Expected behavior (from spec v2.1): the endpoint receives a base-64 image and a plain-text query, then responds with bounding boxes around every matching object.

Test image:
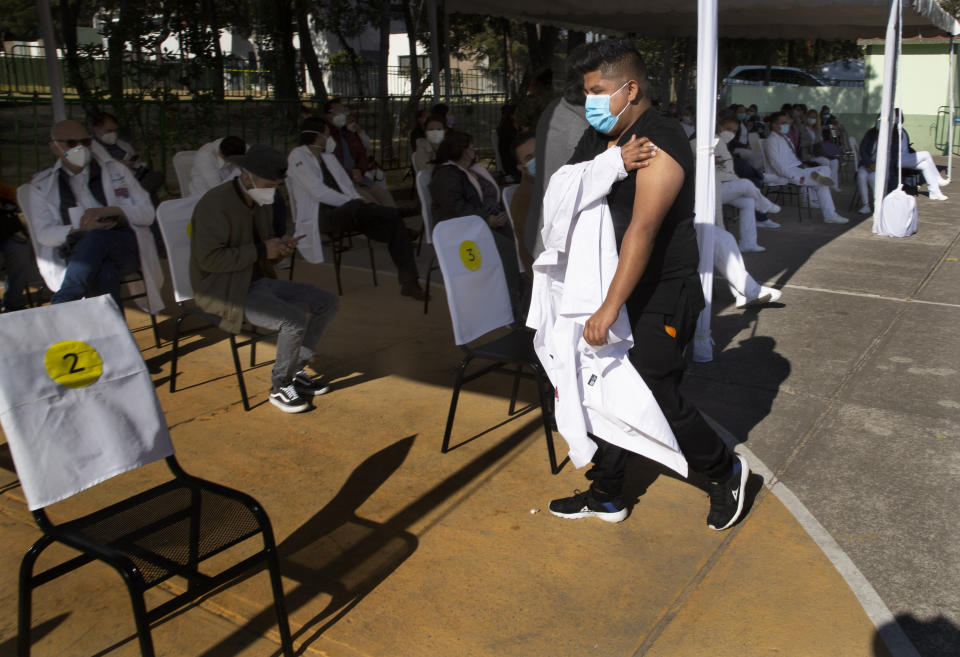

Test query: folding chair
[433,215,562,474]
[0,296,293,657]
[416,170,440,314]
[15,185,161,347]
[156,197,279,411]
[500,184,527,274]
[758,139,809,222]
[171,150,197,197]
[286,177,376,296]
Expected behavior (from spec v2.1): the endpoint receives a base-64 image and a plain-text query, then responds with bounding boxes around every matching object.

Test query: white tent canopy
[447,0,958,38]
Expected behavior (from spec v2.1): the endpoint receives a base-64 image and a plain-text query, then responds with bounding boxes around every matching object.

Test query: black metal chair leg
[264,539,295,657]
[18,535,54,657]
[441,356,472,453]
[149,314,161,349]
[229,335,252,411]
[333,240,344,296]
[367,239,377,287]
[169,312,186,393]
[287,250,296,281]
[535,371,561,474]
[508,366,522,415]
[423,255,436,315]
[249,339,257,368]
[125,584,156,657]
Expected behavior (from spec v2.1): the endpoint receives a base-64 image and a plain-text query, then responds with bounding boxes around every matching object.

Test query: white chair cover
[433,215,514,345]
[500,183,527,274]
[0,296,173,510]
[156,196,201,303]
[172,151,197,196]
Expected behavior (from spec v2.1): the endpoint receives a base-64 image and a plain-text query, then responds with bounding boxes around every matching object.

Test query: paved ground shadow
[875,613,960,657]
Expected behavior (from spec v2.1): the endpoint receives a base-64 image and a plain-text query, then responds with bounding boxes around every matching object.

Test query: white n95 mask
[62,144,91,169]
[100,131,119,145]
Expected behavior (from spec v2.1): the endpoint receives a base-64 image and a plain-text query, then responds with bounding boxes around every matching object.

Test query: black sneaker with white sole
[549,489,628,523]
[707,453,749,530]
[292,370,330,396]
[269,384,310,413]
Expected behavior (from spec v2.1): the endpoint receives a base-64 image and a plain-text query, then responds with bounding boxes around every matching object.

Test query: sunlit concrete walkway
[1,158,957,656]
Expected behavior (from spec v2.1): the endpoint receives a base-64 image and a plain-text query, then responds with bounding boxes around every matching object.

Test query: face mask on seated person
[332,113,348,128]
[525,158,536,177]
[99,131,119,145]
[584,81,631,134]
[779,123,791,135]
[59,143,91,170]
[736,113,747,121]
[718,130,736,144]
[426,129,445,145]
[807,118,817,126]
[243,174,276,206]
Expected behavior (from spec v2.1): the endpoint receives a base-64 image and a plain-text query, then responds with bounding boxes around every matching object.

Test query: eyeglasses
[53,138,92,148]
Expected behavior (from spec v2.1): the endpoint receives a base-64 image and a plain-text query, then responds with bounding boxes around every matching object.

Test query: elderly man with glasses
[27,119,163,309]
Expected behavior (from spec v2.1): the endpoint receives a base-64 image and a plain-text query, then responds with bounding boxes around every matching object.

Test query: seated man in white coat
[28,119,163,310]
[763,111,849,224]
[287,117,425,300]
[189,136,246,197]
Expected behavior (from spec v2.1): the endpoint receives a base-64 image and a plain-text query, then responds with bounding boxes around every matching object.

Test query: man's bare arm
[582,148,685,346]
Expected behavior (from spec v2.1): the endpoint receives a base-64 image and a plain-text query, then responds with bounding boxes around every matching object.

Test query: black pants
[587,288,733,496]
[321,199,419,284]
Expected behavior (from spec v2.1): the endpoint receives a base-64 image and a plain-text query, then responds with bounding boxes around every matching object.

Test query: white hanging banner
[692,0,718,363]
[0,296,173,510]
[873,0,902,226]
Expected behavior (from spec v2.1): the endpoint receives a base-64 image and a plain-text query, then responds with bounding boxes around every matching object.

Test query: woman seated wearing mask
[798,109,840,191]
[429,130,525,316]
[412,116,447,173]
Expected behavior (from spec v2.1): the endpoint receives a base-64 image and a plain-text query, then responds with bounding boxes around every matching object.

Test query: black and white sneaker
[292,370,330,397]
[707,454,749,530]
[549,489,628,523]
[269,384,310,413]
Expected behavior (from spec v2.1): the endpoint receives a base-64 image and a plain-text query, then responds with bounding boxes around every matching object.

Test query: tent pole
[692,0,718,363]
[947,34,955,181]
[36,0,66,122]
[443,1,452,102]
[872,0,900,227]
[428,0,442,100]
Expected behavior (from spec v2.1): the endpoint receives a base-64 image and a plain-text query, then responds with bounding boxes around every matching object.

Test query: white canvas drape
[873,0,903,227]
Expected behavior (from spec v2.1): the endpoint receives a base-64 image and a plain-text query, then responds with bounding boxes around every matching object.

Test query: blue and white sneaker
[707,453,750,530]
[549,489,628,523]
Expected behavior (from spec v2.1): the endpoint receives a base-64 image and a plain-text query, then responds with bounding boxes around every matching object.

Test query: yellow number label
[459,240,482,271]
[44,340,103,389]
[186,220,192,238]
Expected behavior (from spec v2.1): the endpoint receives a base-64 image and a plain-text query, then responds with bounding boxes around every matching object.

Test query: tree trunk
[377,0,392,160]
[567,30,585,53]
[58,0,94,103]
[273,0,299,101]
[334,26,366,97]
[401,0,428,133]
[205,0,225,100]
[676,36,695,109]
[662,36,674,102]
[106,1,133,102]
[524,22,558,80]
[295,0,326,100]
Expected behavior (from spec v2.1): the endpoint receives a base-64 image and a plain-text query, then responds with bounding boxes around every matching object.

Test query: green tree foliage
[939,0,959,19]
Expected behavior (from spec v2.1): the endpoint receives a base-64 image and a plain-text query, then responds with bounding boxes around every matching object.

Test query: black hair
[770,111,789,122]
[299,117,328,145]
[717,111,739,128]
[324,97,344,114]
[219,135,246,157]
[92,111,118,127]
[780,103,793,112]
[512,131,534,152]
[424,115,446,130]
[431,103,449,117]
[572,39,648,84]
[434,130,472,164]
[563,43,589,106]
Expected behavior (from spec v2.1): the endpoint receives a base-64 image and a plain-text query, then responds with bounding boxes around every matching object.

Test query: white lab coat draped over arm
[526,145,686,476]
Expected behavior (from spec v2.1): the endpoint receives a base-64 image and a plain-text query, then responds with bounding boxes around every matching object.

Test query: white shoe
[735,286,782,308]
[823,214,849,224]
[938,178,950,187]
[764,202,782,215]
[756,218,781,229]
[739,243,766,253]
[857,204,872,215]
[929,191,949,201]
[811,171,836,187]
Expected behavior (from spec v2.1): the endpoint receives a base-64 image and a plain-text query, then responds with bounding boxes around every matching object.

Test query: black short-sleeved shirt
[569,108,702,316]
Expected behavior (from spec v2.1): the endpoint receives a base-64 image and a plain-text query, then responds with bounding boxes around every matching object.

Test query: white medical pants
[695,224,761,300]
[733,147,764,172]
[721,178,773,249]
[812,156,840,186]
[856,167,875,207]
[791,166,839,219]
[901,150,942,195]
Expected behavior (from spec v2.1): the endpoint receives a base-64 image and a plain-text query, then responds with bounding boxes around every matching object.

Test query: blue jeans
[0,236,40,310]
[242,277,339,390]
[51,229,140,307]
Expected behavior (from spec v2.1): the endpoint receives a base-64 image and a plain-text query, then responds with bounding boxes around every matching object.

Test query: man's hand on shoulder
[620,135,659,172]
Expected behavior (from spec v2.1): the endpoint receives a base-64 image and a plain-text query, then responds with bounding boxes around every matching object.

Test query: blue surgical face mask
[584,81,631,134]
[737,113,747,121]
[779,123,791,135]
[525,158,536,177]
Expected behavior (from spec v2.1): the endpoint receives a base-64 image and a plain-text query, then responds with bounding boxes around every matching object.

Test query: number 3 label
[459,240,482,271]
[44,340,103,388]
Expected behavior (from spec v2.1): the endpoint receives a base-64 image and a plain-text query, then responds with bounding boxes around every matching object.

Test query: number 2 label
[44,340,103,388]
